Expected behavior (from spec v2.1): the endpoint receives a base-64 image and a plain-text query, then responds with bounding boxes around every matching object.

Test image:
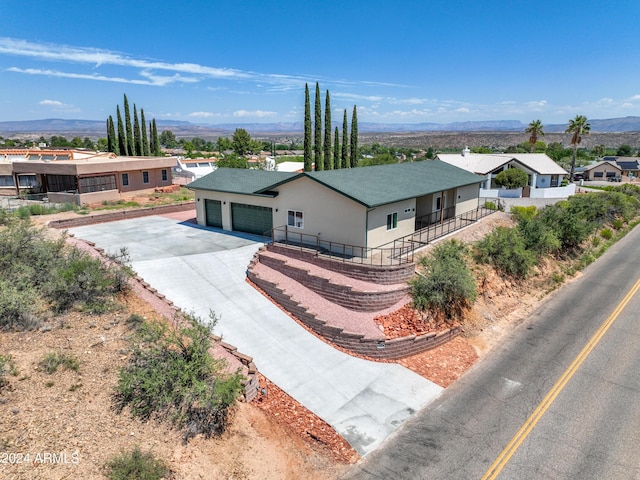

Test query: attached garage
[205,199,222,228]
[231,203,273,236]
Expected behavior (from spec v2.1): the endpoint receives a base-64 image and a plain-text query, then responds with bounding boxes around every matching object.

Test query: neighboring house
[614,157,640,178]
[581,161,622,181]
[0,148,176,204]
[188,160,484,250]
[437,148,574,199]
[175,156,217,180]
[275,161,306,173]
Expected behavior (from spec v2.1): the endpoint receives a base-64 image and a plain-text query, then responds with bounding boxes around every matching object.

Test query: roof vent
[462,146,471,157]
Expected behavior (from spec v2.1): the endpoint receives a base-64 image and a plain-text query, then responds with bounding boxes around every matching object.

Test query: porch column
[531,172,537,189]
[485,173,491,190]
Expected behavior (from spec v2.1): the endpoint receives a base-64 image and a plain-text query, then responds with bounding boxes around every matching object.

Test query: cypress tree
[341,109,349,168]
[151,119,160,155]
[303,83,312,172]
[314,82,323,170]
[141,109,150,156]
[133,104,142,156]
[323,90,332,169]
[350,105,359,168]
[116,105,127,156]
[107,115,118,154]
[124,94,134,155]
[334,127,340,169]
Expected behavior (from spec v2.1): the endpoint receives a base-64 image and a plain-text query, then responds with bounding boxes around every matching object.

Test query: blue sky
[1,0,639,126]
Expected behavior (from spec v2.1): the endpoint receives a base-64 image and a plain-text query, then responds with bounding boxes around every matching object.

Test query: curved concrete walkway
[68,215,442,456]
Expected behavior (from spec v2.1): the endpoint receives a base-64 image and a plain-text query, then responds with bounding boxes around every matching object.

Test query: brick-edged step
[250,261,403,341]
[258,250,409,312]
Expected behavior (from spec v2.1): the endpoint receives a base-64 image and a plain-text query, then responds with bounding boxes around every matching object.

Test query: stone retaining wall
[258,253,408,312]
[248,268,460,360]
[267,244,415,285]
[49,201,196,229]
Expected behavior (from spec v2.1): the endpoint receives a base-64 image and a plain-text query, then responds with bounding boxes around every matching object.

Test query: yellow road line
[482,276,640,480]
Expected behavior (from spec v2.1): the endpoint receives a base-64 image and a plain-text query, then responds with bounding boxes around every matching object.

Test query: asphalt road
[343,224,640,480]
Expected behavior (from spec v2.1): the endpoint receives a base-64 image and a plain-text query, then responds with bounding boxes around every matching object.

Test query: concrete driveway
[69,214,442,456]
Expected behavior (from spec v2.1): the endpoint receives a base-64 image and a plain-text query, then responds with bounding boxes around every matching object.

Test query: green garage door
[231,203,273,236]
[205,199,222,228]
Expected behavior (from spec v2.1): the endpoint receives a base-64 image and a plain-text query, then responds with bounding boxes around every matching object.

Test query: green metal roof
[187,168,299,196]
[189,161,484,207]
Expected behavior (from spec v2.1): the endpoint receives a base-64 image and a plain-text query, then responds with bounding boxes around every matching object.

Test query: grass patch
[106,446,169,480]
[0,354,18,391]
[39,352,80,374]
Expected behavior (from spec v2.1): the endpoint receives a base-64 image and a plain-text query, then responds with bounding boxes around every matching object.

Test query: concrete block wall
[248,268,461,360]
[49,201,196,229]
[267,244,415,285]
[258,253,408,312]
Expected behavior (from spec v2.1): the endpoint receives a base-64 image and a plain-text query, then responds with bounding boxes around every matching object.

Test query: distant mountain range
[1,116,640,137]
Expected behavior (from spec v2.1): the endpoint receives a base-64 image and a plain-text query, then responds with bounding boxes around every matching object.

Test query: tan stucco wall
[194,190,276,231]
[415,194,433,218]
[454,184,480,215]
[366,199,416,247]
[118,168,171,193]
[275,177,367,247]
[586,163,621,180]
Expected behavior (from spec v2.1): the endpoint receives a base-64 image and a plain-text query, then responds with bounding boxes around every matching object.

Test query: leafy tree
[426,147,434,159]
[117,106,127,156]
[141,109,150,156]
[303,83,312,172]
[472,146,492,154]
[525,120,545,153]
[97,138,108,151]
[546,142,571,162]
[159,130,177,148]
[83,137,95,150]
[70,137,83,148]
[323,90,332,169]
[124,94,134,156]
[217,154,248,168]
[617,144,632,156]
[133,104,142,155]
[350,105,359,168]
[566,115,591,181]
[333,126,341,169]
[217,137,232,152]
[409,240,477,322]
[495,168,528,188]
[342,109,349,168]
[592,144,606,158]
[359,153,397,167]
[314,82,323,170]
[231,128,251,156]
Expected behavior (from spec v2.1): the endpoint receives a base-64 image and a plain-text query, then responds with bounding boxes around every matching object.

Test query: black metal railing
[267,204,501,266]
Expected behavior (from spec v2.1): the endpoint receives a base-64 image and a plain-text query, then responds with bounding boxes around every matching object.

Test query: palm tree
[525,119,544,153]
[565,115,591,181]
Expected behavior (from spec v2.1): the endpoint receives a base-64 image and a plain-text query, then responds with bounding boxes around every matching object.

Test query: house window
[78,175,116,193]
[386,212,398,230]
[593,172,603,178]
[287,210,304,228]
[122,173,129,186]
[18,175,37,187]
[142,171,149,184]
[161,169,168,182]
[0,175,15,187]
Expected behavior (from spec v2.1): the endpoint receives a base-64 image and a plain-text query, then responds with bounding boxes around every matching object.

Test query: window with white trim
[287,210,304,228]
[386,212,398,230]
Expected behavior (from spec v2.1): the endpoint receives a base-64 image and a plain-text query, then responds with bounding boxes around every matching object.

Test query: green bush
[113,313,244,443]
[495,168,529,189]
[612,218,624,230]
[409,240,477,322]
[106,446,168,480]
[475,226,536,278]
[517,216,561,256]
[0,279,40,330]
[600,228,613,240]
[510,206,537,222]
[39,352,80,374]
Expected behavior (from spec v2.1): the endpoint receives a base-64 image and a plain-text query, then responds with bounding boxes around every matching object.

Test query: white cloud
[233,110,277,118]
[39,99,64,106]
[7,67,159,86]
[333,92,384,102]
[188,111,216,118]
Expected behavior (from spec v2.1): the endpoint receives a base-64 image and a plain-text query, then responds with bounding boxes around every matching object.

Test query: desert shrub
[113,312,244,443]
[39,352,80,374]
[517,216,561,256]
[45,248,130,313]
[600,228,613,240]
[539,203,593,250]
[612,218,624,230]
[106,446,168,480]
[0,279,40,330]
[0,354,18,391]
[475,226,536,278]
[409,240,477,322]
[510,205,538,222]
